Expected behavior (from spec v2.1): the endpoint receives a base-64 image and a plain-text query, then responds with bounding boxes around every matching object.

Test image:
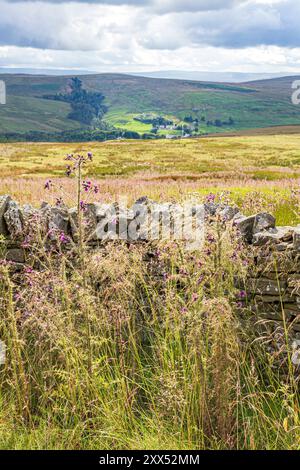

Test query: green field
[1,73,300,136]
[0,95,81,133]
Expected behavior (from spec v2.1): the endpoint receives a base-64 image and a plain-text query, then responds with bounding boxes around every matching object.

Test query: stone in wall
[0,195,11,236]
[4,200,24,239]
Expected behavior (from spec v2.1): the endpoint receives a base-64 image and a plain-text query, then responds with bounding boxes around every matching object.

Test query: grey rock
[246,278,286,296]
[44,206,70,239]
[234,214,256,242]
[262,271,288,281]
[135,196,151,205]
[22,204,42,225]
[253,227,294,246]
[95,203,113,220]
[294,228,300,251]
[291,323,300,332]
[0,195,11,236]
[258,311,292,321]
[6,248,25,263]
[4,200,23,239]
[253,213,276,234]
[218,205,240,221]
[255,294,295,303]
[69,204,99,241]
[283,303,300,315]
[275,242,290,252]
[204,202,218,216]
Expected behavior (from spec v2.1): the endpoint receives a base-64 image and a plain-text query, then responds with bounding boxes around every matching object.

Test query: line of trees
[43,77,107,125]
[0,129,166,143]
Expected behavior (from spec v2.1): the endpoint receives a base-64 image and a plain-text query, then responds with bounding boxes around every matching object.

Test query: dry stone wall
[237,215,300,342]
[0,194,299,339]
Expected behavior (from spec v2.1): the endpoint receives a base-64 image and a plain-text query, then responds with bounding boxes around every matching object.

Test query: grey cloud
[184,2,300,49]
[4,0,150,4]
[152,0,242,14]
[4,0,242,12]
[0,0,299,53]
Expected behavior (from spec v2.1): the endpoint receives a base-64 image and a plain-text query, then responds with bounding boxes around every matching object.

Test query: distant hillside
[0,73,300,140]
[132,71,290,83]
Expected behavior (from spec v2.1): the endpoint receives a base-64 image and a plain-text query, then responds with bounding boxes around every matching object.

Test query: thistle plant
[45,152,99,256]
[44,152,98,376]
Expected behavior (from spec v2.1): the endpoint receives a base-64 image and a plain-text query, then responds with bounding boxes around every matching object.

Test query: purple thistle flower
[21,236,31,249]
[80,200,87,211]
[56,197,63,206]
[59,232,69,244]
[66,165,72,177]
[179,267,188,276]
[207,234,216,244]
[82,180,92,192]
[44,179,52,190]
[206,193,216,203]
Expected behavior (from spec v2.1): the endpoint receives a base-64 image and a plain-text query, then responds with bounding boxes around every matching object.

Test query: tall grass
[0,214,299,450]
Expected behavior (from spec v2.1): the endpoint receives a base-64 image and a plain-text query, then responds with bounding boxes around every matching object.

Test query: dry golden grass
[0,135,299,225]
[0,135,299,178]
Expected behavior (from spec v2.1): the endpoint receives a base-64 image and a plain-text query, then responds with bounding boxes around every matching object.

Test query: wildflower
[87,152,93,161]
[66,165,72,177]
[192,293,199,302]
[179,267,188,276]
[21,236,31,249]
[44,179,52,190]
[181,307,188,314]
[207,233,216,244]
[206,193,216,203]
[59,232,69,244]
[82,180,92,192]
[80,200,87,211]
[56,197,63,206]
[94,184,99,194]
[238,290,247,299]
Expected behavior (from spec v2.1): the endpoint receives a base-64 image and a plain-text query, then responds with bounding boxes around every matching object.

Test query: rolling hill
[1,73,300,139]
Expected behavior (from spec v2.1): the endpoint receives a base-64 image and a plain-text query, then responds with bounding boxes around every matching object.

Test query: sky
[0,0,300,73]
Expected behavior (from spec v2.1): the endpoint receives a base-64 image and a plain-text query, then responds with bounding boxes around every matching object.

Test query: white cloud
[0,0,299,73]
